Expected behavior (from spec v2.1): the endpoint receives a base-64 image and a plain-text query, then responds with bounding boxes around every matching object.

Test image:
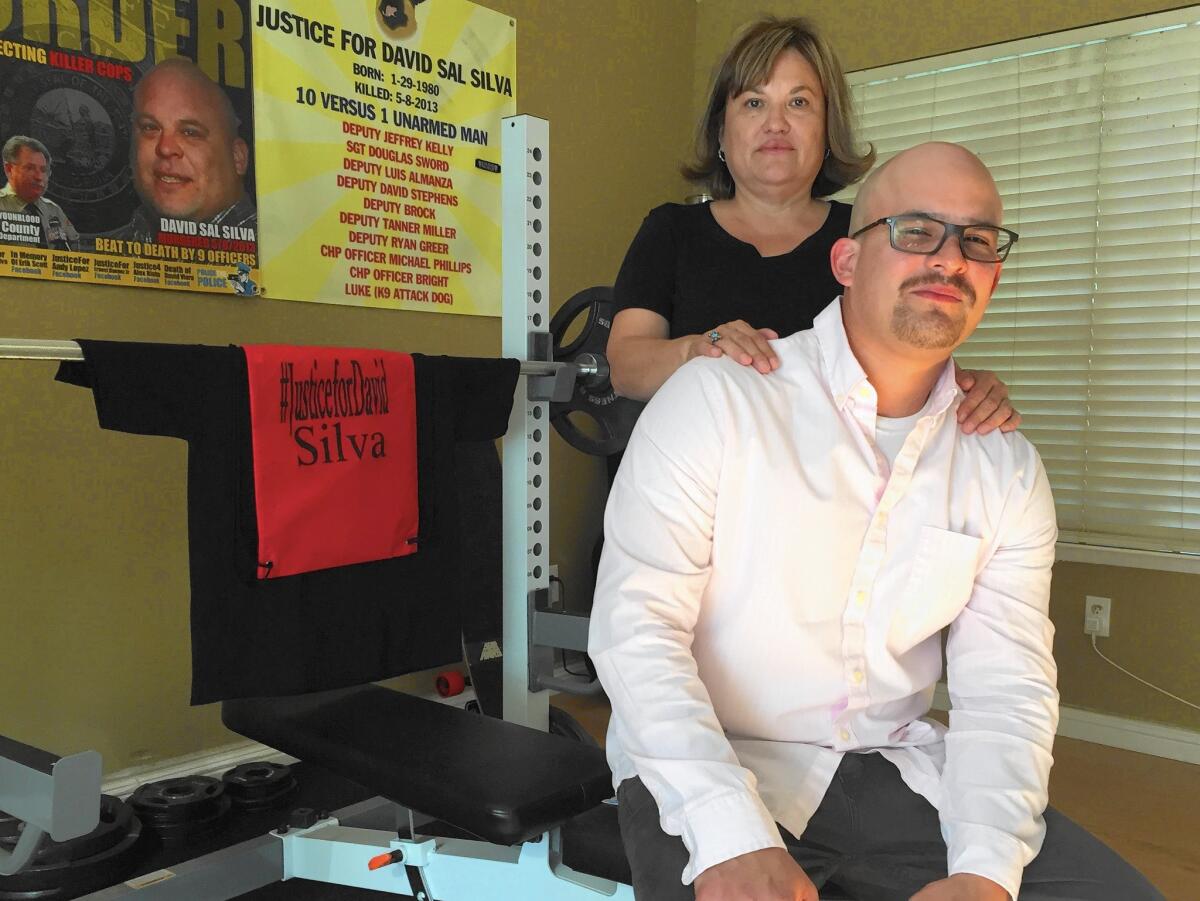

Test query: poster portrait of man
[119,57,257,243]
[0,134,81,250]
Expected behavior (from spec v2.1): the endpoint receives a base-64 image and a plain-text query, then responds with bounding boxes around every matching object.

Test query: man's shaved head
[133,58,241,133]
[849,142,1001,234]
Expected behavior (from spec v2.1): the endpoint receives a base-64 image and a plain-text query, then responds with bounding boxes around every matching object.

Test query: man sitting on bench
[589,143,1161,900]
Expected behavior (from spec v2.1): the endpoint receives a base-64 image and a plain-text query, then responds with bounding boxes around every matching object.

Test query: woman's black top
[612,199,852,338]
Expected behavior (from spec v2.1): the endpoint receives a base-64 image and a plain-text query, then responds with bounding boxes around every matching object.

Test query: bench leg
[282,818,633,899]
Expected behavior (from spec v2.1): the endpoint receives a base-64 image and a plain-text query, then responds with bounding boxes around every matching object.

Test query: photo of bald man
[119,58,257,242]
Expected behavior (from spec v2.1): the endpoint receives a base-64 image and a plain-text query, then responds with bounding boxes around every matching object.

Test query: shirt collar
[0,185,42,210]
[814,297,961,418]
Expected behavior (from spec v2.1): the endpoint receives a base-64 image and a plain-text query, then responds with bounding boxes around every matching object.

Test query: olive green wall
[0,0,696,772]
[694,0,1200,732]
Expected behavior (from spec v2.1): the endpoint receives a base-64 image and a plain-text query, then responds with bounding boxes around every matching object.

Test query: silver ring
[707,329,722,345]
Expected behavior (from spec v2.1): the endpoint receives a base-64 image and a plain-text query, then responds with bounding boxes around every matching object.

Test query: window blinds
[840,13,1200,555]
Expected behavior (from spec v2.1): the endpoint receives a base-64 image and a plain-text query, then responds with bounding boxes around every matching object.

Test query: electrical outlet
[1084,595,1111,638]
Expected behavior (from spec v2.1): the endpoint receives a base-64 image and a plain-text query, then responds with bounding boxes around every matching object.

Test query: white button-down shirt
[590,299,1058,899]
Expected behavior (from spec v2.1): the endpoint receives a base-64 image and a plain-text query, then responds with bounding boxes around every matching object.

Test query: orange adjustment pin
[368,849,404,871]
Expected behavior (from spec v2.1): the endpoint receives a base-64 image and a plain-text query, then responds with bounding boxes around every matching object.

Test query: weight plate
[549,286,644,456]
[129,775,229,844]
[549,706,601,748]
[221,762,298,812]
[0,794,130,867]
[0,796,143,900]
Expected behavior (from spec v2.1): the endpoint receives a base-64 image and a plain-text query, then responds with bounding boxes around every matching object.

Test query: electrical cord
[549,574,598,682]
[1090,635,1200,712]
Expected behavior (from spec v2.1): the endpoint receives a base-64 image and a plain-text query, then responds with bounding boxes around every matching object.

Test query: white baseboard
[931,684,1200,765]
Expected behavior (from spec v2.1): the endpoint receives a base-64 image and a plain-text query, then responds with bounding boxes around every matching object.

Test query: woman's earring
[718,148,726,163]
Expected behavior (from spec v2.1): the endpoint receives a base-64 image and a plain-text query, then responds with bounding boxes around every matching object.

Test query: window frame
[844,5,1200,574]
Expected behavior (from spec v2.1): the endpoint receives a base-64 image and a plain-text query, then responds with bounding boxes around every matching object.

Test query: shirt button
[852,670,864,684]
[855,591,867,606]
[839,728,851,741]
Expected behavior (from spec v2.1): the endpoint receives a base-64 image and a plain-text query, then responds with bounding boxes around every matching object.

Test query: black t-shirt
[57,342,519,705]
[612,200,851,339]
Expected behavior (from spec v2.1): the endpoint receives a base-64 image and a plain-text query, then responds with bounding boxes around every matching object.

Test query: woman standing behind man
[608,16,1018,433]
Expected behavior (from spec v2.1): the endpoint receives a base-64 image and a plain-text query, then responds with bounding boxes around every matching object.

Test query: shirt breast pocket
[888,526,982,656]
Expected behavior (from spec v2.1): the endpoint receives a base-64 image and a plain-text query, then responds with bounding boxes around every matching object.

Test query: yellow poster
[253,1,516,314]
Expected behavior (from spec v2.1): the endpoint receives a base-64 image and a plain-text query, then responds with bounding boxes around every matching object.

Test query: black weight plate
[0,795,129,866]
[129,775,230,844]
[221,762,298,811]
[548,706,601,749]
[0,797,143,900]
[549,286,644,456]
[551,286,612,360]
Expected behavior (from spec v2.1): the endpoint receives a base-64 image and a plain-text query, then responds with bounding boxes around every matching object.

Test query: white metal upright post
[501,115,551,731]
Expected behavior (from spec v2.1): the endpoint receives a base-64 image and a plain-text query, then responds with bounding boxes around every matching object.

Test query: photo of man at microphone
[0,134,81,250]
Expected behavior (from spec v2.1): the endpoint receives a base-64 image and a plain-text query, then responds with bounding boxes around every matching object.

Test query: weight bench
[221,683,631,898]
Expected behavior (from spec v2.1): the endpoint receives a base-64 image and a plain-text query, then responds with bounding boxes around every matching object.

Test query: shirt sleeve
[612,206,678,322]
[443,356,519,441]
[588,360,785,884]
[941,446,1060,901]
[55,340,221,440]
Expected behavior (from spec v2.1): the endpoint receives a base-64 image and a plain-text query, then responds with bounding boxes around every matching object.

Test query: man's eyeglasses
[851,215,1018,263]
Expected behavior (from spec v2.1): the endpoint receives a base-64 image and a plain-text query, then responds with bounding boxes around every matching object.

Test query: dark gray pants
[617,753,1163,900]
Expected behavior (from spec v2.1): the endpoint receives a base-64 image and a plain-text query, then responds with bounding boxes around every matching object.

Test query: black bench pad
[222,685,615,846]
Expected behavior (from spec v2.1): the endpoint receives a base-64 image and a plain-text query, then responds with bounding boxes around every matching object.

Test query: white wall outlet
[1084,595,1111,638]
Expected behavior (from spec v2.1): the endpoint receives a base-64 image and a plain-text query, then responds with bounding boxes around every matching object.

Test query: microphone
[47,216,72,251]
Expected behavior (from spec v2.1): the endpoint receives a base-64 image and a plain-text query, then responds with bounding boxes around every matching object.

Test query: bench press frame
[0,115,634,900]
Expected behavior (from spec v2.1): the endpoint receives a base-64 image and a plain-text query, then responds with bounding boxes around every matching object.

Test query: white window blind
[839,10,1200,556]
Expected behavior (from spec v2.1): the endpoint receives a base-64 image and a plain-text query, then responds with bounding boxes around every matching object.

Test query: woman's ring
[707,329,722,345]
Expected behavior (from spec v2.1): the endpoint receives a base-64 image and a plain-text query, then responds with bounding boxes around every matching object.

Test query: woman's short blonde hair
[682,17,875,200]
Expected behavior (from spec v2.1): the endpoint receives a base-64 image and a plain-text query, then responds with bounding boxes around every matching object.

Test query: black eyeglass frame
[851,214,1019,263]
